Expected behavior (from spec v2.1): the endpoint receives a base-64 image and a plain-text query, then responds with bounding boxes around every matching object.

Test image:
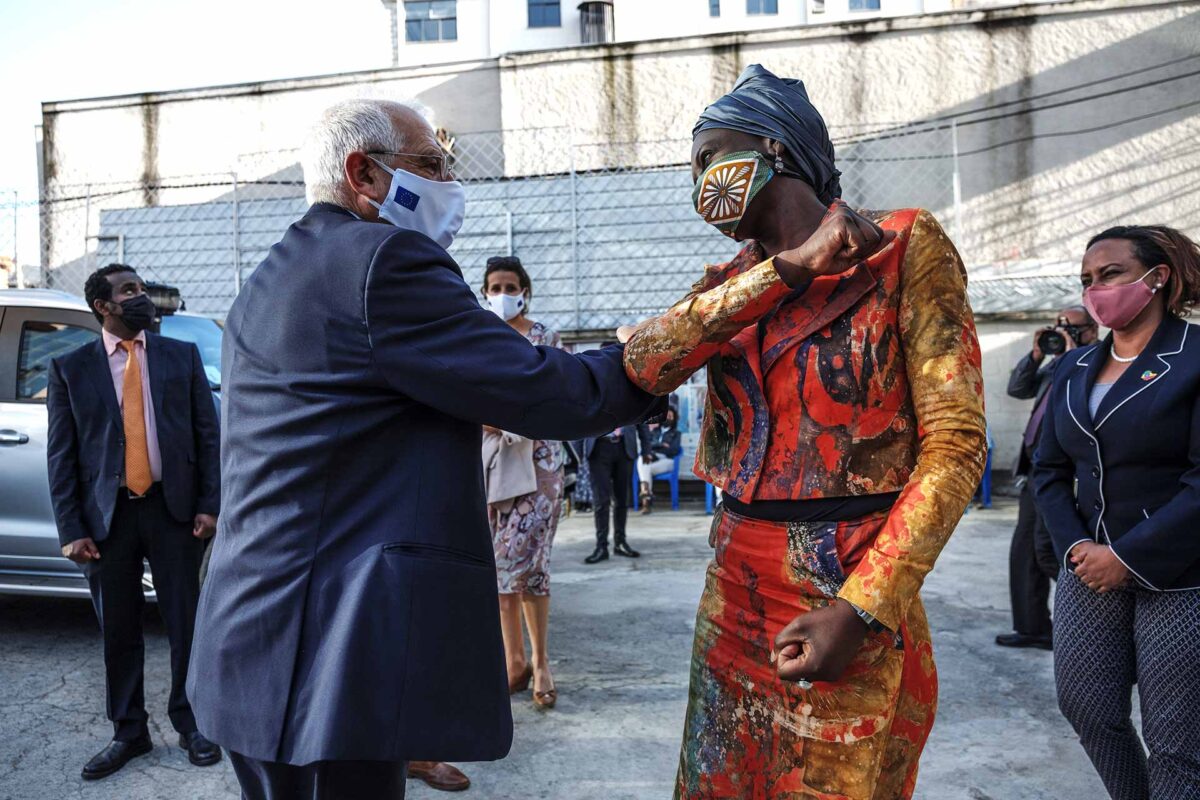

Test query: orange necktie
[119,340,153,496]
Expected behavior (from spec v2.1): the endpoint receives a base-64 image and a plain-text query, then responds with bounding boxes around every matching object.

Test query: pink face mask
[1083,269,1161,331]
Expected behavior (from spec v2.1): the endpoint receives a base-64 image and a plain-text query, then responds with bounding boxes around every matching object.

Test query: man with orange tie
[46,264,221,781]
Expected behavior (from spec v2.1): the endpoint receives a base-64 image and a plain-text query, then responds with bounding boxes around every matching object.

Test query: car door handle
[0,429,30,445]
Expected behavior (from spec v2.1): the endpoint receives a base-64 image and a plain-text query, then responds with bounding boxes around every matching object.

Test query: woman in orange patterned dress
[622,65,988,799]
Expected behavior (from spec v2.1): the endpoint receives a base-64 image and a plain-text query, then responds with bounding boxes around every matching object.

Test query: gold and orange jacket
[623,208,988,629]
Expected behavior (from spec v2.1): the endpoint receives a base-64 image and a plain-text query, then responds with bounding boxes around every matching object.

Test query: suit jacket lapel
[86,339,123,431]
[146,334,167,437]
[759,258,880,375]
[1067,344,1102,437]
[1094,316,1187,430]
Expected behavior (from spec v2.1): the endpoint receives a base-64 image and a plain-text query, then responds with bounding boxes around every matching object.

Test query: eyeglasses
[368,150,453,180]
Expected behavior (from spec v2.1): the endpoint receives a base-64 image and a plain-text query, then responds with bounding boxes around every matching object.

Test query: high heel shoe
[533,688,557,711]
[508,665,533,695]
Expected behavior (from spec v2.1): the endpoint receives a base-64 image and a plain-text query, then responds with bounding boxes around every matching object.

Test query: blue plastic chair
[632,453,683,511]
[705,482,716,514]
[967,426,995,513]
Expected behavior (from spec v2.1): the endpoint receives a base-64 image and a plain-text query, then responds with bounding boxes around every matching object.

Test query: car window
[158,314,222,387]
[17,321,100,400]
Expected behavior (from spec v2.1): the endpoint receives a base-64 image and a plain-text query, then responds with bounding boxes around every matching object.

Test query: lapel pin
[1141,370,1158,381]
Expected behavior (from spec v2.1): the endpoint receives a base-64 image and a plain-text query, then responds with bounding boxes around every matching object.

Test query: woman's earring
[774,157,785,172]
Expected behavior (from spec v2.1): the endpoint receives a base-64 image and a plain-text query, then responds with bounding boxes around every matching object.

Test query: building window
[404,0,457,42]
[710,0,721,16]
[746,0,778,14]
[529,0,561,27]
[810,0,825,13]
[848,0,881,9]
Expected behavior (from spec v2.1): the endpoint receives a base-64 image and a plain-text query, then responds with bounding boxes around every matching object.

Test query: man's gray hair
[301,98,432,206]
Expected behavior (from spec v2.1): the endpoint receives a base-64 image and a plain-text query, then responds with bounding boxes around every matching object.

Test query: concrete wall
[499,0,1200,266]
[977,318,1046,478]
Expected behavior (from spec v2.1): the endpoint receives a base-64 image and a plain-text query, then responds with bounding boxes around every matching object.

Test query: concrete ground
[0,498,1110,800]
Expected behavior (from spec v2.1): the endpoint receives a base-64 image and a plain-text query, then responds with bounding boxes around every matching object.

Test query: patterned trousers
[1054,570,1200,799]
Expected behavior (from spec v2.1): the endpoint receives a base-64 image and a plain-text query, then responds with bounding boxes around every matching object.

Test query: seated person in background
[637,405,683,514]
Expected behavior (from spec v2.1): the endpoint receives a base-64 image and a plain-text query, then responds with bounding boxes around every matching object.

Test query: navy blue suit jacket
[46,334,220,547]
[187,204,661,766]
[1033,314,1200,591]
[577,425,649,462]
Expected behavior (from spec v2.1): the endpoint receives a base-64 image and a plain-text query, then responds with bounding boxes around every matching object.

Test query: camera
[1038,329,1067,356]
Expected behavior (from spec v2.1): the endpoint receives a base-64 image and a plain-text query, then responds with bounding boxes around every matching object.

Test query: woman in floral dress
[481,256,564,710]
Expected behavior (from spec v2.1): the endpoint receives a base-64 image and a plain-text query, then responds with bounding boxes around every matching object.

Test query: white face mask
[367,156,465,250]
[487,292,527,321]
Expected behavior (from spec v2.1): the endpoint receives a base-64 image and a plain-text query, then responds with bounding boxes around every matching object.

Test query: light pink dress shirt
[102,328,163,483]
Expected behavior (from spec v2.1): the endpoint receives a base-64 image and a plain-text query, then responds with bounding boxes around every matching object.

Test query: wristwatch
[845,600,888,634]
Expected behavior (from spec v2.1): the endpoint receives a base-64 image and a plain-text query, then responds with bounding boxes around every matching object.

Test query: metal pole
[231,172,242,294]
[83,184,92,274]
[951,120,963,245]
[505,210,513,256]
[568,127,580,331]
[11,190,21,289]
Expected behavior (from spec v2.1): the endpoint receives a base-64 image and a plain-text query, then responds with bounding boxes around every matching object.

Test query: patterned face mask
[692,150,776,238]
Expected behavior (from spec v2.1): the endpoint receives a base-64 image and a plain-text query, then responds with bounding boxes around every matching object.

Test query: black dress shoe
[81,735,153,780]
[584,546,609,564]
[995,632,1053,651]
[614,542,640,558]
[179,731,222,767]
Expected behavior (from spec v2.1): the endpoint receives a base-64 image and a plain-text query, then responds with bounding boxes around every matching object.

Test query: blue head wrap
[693,64,841,205]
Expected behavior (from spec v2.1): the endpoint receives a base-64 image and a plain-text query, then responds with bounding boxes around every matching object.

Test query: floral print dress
[490,321,566,596]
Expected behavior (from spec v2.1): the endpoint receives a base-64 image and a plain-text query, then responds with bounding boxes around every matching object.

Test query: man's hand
[1070,542,1129,593]
[642,455,654,464]
[61,537,100,564]
[616,325,636,344]
[1031,327,1053,363]
[193,513,217,540]
[773,201,896,289]
[772,599,869,684]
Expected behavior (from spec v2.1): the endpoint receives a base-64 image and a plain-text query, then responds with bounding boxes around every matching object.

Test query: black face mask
[115,295,157,331]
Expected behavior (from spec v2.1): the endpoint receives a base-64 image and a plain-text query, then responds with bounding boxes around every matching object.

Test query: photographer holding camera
[997,306,1099,650]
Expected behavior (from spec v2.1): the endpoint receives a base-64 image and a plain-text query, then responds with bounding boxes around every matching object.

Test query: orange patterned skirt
[676,507,938,800]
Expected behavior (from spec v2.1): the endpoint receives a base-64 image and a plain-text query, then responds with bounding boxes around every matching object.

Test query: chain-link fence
[10,121,960,333]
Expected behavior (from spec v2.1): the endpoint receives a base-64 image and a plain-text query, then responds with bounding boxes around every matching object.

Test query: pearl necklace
[1111,348,1141,363]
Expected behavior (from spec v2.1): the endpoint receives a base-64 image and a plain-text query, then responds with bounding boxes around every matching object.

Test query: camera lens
[1039,330,1066,355]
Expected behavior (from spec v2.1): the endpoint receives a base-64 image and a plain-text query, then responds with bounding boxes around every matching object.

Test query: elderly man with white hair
[186,98,662,799]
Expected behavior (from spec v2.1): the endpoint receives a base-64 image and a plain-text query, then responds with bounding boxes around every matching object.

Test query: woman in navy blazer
[1033,225,1200,800]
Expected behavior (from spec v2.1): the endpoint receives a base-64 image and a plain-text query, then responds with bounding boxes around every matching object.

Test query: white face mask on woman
[367,156,465,250]
[487,292,527,321]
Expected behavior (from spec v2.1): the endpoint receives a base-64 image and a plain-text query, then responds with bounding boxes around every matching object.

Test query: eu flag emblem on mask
[394,186,421,211]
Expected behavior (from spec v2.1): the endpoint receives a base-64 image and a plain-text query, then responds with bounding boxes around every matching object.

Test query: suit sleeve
[365,232,662,441]
[1031,370,1092,570]
[836,210,988,631]
[1107,386,1200,589]
[187,343,221,516]
[46,359,87,548]
[636,424,653,458]
[622,258,793,396]
[1007,353,1043,400]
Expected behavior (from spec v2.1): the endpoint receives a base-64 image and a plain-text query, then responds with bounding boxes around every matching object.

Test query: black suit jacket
[1033,315,1200,591]
[577,424,650,462]
[187,203,661,766]
[46,334,220,547]
[1007,351,1061,478]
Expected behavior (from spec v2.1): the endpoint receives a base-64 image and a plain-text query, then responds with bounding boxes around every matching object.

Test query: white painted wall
[392,0,945,67]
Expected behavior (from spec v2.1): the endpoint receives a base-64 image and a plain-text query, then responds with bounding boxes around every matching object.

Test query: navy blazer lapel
[1094,316,1188,430]
[146,334,168,436]
[86,339,123,430]
[1067,344,1103,437]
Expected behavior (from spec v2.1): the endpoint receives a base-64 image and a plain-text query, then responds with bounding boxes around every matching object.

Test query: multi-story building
[380,0,1054,67]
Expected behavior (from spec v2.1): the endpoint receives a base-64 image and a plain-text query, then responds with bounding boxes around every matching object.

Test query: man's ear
[345,152,385,204]
[93,298,111,319]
